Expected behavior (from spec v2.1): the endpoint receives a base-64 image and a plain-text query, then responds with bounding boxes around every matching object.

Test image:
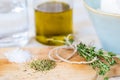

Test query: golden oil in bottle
[35,1,73,45]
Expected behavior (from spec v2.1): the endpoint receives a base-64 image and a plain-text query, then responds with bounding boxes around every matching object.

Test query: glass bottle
[34,0,73,46]
[0,0,29,47]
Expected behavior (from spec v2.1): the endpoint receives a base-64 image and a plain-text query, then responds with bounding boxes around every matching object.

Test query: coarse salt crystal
[4,48,32,63]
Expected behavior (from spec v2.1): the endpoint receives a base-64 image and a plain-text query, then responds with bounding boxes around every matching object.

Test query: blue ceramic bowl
[83,0,120,54]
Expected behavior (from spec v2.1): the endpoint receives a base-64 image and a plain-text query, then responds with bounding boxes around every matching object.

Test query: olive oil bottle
[35,1,73,45]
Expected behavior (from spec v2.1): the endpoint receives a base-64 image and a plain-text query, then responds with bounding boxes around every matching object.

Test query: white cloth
[101,0,120,14]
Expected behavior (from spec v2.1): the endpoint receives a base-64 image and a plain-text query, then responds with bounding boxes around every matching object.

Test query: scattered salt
[4,48,32,63]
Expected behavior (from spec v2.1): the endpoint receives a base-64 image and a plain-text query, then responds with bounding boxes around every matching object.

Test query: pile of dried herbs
[30,59,56,71]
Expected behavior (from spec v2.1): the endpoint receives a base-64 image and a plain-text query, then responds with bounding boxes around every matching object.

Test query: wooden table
[0,47,120,80]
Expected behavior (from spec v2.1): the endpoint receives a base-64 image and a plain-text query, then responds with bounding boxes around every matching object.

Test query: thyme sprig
[48,34,118,80]
[65,35,117,80]
[77,43,116,75]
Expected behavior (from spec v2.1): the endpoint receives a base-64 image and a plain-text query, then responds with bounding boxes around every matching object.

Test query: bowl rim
[82,0,120,17]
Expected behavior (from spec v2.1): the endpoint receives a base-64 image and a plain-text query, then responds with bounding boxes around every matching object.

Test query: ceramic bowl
[83,0,120,54]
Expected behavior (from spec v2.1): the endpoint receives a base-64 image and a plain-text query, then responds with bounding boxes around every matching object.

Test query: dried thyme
[30,59,56,71]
